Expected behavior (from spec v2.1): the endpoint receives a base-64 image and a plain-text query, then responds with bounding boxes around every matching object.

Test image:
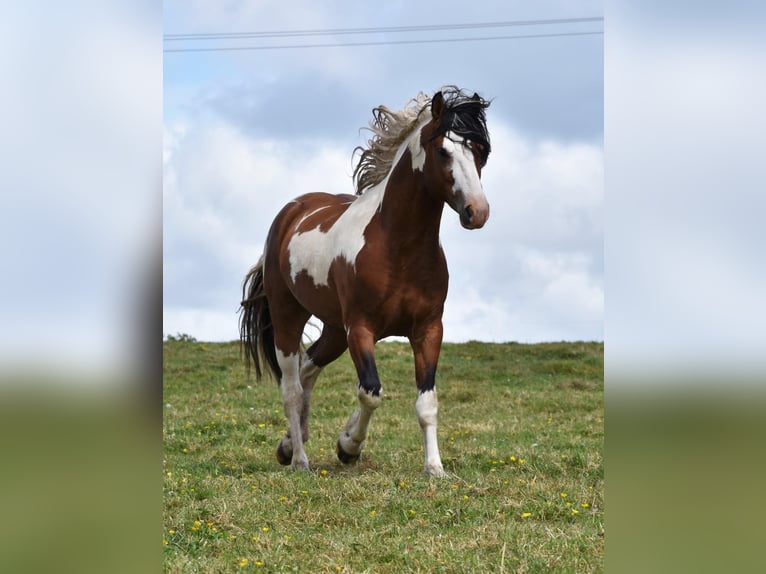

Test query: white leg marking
[299,356,323,441]
[276,350,309,470]
[416,390,447,477]
[338,387,382,456]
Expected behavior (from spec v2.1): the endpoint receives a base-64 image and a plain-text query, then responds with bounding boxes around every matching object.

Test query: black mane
[432,86,492,166]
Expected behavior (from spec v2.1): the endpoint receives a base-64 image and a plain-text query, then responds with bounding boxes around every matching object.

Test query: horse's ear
[472,92,480,101]
[431,91,444,120]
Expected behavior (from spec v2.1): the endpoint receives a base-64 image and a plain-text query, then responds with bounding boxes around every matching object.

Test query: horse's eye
[437,147,450,159]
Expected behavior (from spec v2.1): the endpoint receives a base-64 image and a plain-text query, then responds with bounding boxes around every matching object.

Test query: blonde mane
[352,92,431,195]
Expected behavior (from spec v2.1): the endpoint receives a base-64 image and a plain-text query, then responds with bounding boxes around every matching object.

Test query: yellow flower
[258,423,265,429]
[168,529,176,535]
[251,536,259,542]
[262,526,269,532]
[581,502,590,509]
[279,496,287,502]
[239,558,248,567]
[571,508,579,515]
[320,469,328,476]
[560,492,568,498]
[369,510,376,516]
[509,456,517,462]
[163,539,169,546]
[399,480,407,488]
[521,512,532,518]
[256,561,264,567]
[409,509,416,515]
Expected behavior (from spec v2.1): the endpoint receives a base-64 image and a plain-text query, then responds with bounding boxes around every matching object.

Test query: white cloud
[163,112,603,343]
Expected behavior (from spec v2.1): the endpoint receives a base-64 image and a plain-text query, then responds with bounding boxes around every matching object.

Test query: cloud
[164,1,603,142]
[163,110,602,343]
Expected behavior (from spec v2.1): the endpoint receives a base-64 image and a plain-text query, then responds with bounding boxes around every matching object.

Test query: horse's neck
[378,156,444,252]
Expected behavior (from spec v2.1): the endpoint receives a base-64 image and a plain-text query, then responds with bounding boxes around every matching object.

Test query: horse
[239,86,491,477]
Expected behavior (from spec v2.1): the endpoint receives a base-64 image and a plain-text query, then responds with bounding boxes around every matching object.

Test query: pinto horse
[239,86,491,477]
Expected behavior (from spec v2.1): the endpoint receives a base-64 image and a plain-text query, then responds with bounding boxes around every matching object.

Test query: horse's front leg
[336,325,382,464]
[411,321,448,477]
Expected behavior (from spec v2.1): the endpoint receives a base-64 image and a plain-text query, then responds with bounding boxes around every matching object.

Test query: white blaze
[441,132,485,205]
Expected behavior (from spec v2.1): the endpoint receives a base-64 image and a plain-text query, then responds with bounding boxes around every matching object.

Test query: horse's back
[271,192,356,238]
[263,192,358,321]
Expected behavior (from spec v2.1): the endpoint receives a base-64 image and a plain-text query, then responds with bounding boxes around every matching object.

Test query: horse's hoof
[336,439,360,464]
[276,442,291,466]
[426,466,449,478]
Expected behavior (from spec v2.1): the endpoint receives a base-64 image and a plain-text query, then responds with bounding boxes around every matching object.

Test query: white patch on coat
[287,186,384,286]
[408,118,429,172]
[296,204,331,228]
[287,115,432,286]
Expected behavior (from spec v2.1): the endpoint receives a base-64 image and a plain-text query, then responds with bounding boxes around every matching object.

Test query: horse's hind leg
[274,346,310,470]
[276,325,348,463]
[268,292,312,470]
[337,325,382,464]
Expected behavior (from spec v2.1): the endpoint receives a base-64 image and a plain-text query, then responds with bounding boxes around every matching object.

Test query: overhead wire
[165,17,603,41]
[163,17,603,53]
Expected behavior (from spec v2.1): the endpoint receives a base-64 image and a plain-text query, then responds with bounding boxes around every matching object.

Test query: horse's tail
[239,256,281,382]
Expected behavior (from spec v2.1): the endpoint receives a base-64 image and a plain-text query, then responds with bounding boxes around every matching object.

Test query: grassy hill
[163,339,603,573]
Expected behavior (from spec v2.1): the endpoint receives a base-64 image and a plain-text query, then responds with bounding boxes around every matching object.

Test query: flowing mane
[353,86,492,195]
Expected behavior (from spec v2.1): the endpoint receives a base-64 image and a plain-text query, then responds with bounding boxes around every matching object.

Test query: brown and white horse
[239,86,491,477]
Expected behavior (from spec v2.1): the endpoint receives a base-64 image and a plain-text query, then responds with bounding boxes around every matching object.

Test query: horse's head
[418,89,492,229]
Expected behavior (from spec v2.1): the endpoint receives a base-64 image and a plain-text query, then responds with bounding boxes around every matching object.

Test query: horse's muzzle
[459,202,490,229]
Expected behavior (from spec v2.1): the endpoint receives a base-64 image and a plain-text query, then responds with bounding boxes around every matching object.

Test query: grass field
[163,338,603,573]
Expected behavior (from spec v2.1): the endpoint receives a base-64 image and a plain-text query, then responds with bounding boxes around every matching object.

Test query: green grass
[163,339,603,573]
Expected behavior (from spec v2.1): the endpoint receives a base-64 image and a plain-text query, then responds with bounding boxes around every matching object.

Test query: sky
[162,1,604,344]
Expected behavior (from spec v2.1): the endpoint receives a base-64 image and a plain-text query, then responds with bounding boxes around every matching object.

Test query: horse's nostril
[464,205,474,220]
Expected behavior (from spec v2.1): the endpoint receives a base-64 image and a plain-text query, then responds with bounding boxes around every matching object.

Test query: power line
[164,31,602,54]
[164,17,603,42]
